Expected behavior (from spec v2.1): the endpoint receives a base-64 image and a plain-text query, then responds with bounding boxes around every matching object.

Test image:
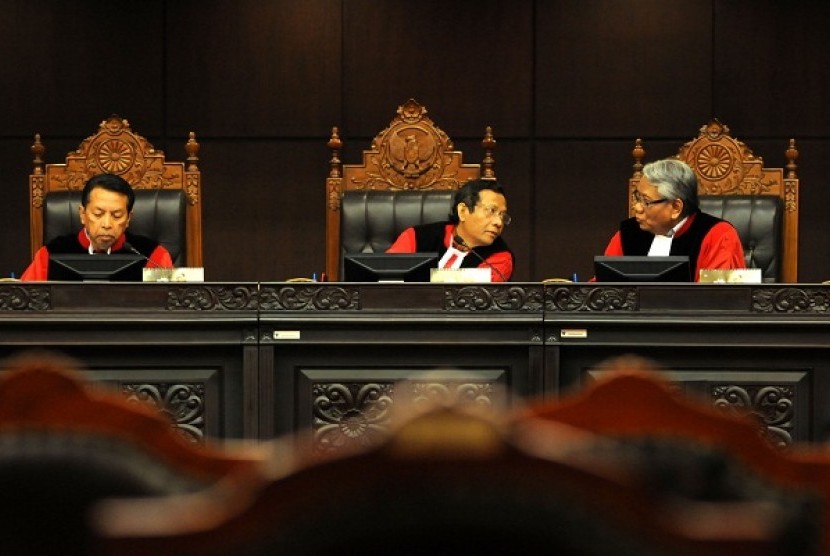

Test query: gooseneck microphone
[122,241,163,268]
[452,235,507,282]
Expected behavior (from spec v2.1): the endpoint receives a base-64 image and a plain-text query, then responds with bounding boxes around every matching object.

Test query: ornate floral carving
[0,286,50,311]
[123,382,206,443]
[31,175,45,209]
[259,285,359,311]
[546,286,638,312]
[311,377,499,454]
[410,381,495,409]
[166,285,258,311]
[312,382,394,454]
[712,384,794,448]
[753,287,830,314]
[444,285,544,311]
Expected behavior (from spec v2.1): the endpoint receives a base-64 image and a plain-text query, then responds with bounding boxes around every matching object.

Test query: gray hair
[642,159,699,216]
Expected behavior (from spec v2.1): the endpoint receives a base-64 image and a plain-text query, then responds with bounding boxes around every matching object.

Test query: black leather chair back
[44,189,187,267]
[340,190,454,278]
[699,195,782,282]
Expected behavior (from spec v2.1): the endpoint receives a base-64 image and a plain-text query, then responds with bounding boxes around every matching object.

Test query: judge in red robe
[21,174,173,281]
[602,159,745,282]
[387,179,514,282]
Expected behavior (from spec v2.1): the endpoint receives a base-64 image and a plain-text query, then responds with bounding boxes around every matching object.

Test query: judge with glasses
[601,158,745,282]
[387,179,514,281]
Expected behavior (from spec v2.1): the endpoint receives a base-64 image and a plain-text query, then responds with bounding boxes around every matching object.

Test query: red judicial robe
[603,211,745,282]
[387,222,514,282]
[21,230,173,281]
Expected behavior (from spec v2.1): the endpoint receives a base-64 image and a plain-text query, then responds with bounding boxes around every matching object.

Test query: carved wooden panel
[587,369,809,447]
[89,369,221,443]
[297,369,506,456]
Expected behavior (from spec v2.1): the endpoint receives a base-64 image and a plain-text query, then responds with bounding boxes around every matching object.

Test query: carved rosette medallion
[166,285,258,311]
[123,382,206,443]
[546,286,638,312]
[0,286,51,311]
[753,287,830,314]
[258,285,359,311]
[712,384,794,448]
[312,382,394,454]
[444,285,544,311]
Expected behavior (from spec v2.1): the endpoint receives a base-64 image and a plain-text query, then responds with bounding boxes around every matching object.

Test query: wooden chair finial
[186,132,200,172]
[481,126,496,180]
[328,126,343,179]
[632,138,645,178]
[785,138,799,180]
[31,133,45,176]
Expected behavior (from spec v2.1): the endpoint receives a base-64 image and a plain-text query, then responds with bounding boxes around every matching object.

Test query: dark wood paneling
[536,0,712,138]
[165,0,342,138]
[0,1,164,137]
[714,1,830,137]
[198,140,326,282]
[533,140,637,282]
[342,0,534,138]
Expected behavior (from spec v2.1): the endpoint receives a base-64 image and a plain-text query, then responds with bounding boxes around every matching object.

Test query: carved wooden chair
[0,351,266,555]
[93,404,814,556]
[325,98,496,280]
[29,116,203,267]
[629,120,799,282]
[516,355,830,554]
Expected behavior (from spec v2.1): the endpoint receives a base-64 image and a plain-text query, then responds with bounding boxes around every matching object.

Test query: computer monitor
[593,255,692,282]
[343,253,439,282]
[49,253,147,282]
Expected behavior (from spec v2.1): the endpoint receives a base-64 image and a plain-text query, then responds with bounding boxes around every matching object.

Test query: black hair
[449,179,506,224]
[81,173,135,212]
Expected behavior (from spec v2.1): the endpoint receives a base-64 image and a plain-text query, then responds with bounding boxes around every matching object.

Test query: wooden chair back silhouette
[325,98,496,280]
[93,405,815,556]
[29,116,203,267]
[629,120,799,282]
[517,356,830,554]
[0,352,264,556]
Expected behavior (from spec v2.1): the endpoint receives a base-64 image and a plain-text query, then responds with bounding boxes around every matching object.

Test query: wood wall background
[2,0,829,283]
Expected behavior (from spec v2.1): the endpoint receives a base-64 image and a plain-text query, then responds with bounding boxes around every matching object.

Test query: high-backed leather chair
[29,116,203,267]
[325,99,496,280]
[629,120,799,282]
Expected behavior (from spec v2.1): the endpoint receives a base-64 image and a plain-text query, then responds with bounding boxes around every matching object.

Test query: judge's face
[79,186,131,251]
[632,176,682,236]
[456,189,508,248]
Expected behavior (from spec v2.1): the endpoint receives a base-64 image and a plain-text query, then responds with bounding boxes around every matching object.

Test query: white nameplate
[143,267,205,282]
[698,268,762,284]
[430,268,492,283]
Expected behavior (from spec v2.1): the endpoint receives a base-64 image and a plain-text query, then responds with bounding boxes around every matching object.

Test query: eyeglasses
[478,204,512,226]
[631,190,670,209]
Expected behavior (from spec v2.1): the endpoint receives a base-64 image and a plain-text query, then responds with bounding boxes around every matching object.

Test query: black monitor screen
[343,253,439,282]
[49,253,147,282]
[594,255,692,282]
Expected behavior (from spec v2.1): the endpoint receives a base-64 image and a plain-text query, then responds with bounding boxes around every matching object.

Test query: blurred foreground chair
[515,355,828,555]
[0,352,265,556]
[325,98,496,280]
[629,120,798,282]
[29,115,203,267]
[93,403,815,556]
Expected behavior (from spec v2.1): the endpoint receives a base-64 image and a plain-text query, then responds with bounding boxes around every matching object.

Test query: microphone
[452,235,508,282]
[123,241,163,268]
